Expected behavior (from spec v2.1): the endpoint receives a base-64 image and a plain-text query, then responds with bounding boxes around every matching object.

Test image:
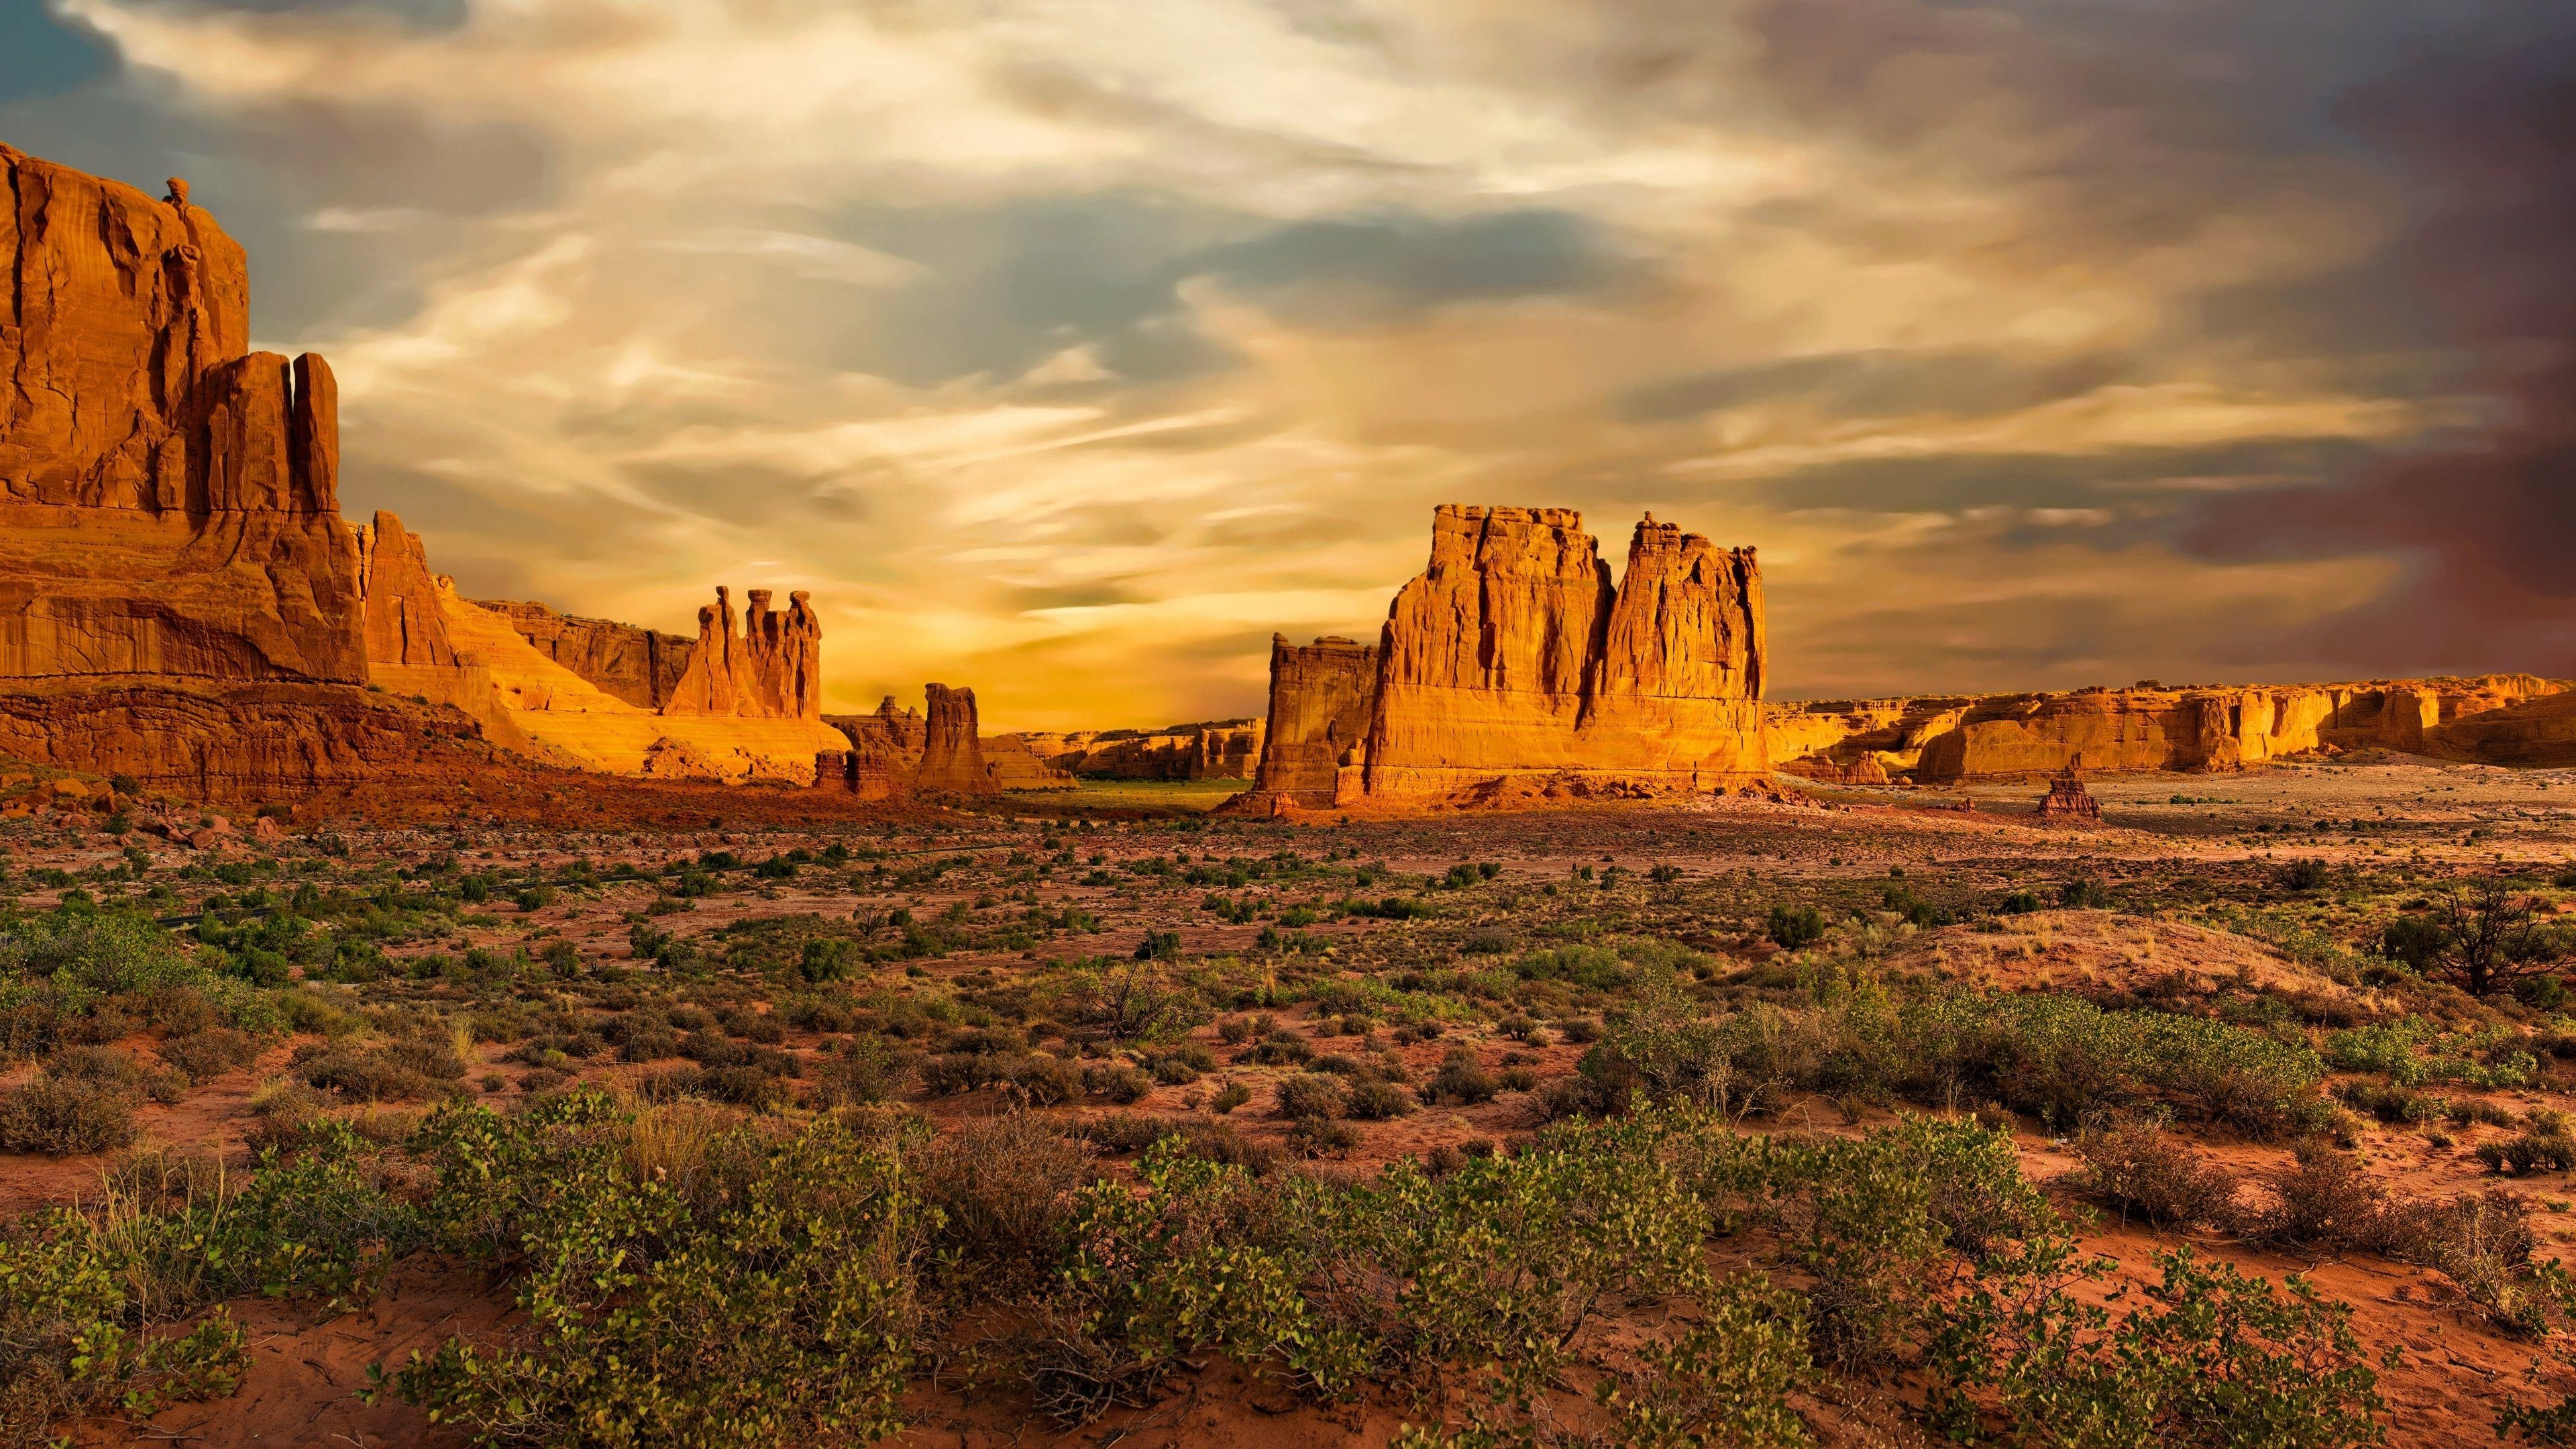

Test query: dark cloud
[813,191,1248,387]
[2181,23,2576,675]
[0,8,117,105]
[123,0,466,28]
[1189,209,1638,327]
[1619,347,2133,425]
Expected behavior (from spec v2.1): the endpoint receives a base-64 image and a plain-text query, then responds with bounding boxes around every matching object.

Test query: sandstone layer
[0,678,504,804]
[1774,674,2573,783]
[470,598,689,710]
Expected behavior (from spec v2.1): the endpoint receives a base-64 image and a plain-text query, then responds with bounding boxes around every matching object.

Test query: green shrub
[1927,1246,2385,1447]
[1766,905,1825,951]
[2059,875,2113,909]
[1423,1049,1499,1107]
[398,1112,924,1446]
[1084,1063,1154,1105]
[1344,1080,1415,1121]
[798,938,857,983]
[1006,1055,1084,1108]
[1273,1073,1347,1121]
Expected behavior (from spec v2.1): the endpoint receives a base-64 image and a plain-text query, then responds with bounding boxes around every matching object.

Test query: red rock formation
[663,586,824,720]
[825,697,928,800]
[2427,688,2576,767]
[469,598,690,709]
[915,683,995,794]
[0,146,364,684]
[0,679,504,804]
[1570,515,1768,790]
[982,734,1077,790]
[2036,763,2102,824]
[1360,506,1609,798]
[1226,637,1380,812]
[1824,675,2576,782]
[356,511,458,669]
[1344,506,1768,804]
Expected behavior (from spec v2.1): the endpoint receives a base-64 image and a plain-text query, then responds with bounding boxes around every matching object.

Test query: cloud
[3,0,2569,727]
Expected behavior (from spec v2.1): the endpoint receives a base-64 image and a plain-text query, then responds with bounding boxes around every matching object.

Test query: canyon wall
[470,598,689,710]
[1227,506,1768,812]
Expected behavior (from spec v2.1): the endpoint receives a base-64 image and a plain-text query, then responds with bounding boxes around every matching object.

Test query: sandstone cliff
[1226,506,1768,812]
[824,698,928,800]
[0,146,364,684]
[470,598,689,709]
[823,689,1049,796]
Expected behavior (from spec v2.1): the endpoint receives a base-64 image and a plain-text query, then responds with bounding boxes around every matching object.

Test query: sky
[5,0,2571,730]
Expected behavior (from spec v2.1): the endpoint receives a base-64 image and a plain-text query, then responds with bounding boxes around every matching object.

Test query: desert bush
[2475,1130,2576,1176]
[1927,1246,2385,1446]
[908,1114,1087,1296]
[2070,1119,2240,1229]
[1422,1049,1499,1107]
[1274,1073,1348,1121]
[1005,1055,1084,1108]
[159,1027,261,1084]
[1344,1080,1415,1121]
[2242,1143,2387,1251]
[1083,1063,1154,1105]
[1289,1118,1362,1159]
[1210,1081,1252,1115]
[2379,1189,2547,1332]
[0,1071,138,1155]
[809,1038,913,1108]
[919,1051,1008,1096]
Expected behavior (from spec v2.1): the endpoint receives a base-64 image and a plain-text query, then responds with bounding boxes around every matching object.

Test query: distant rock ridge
[1010,717,1265,780]
[1773,674,2576,783]
[1227,505,1769,812]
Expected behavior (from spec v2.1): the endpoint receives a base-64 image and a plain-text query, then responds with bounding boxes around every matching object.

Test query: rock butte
[818,684,1075,797]
[1228,506,1769,813]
